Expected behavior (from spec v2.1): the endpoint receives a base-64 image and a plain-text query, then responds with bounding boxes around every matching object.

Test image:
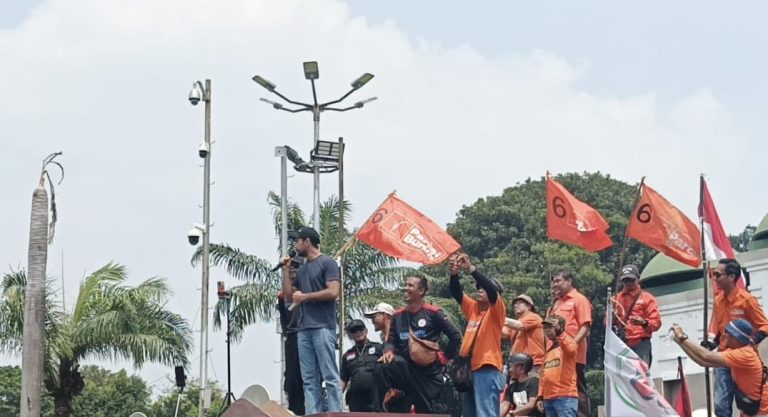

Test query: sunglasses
[349,328,366,333]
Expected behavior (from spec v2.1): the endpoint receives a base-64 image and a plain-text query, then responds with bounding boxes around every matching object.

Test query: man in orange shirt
[503,294,545,376]
[707,259,768,417]
[449,254,506,417]
[548,270,592,417]
[672,319,768,417]
[610,265,661,367]
[536,315,578,417]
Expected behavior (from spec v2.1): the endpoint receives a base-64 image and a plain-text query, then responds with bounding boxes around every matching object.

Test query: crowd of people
[276,226,768,417]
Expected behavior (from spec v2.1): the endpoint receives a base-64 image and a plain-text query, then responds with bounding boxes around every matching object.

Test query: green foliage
[586,369,605,416]
[730,224,757,253]
[148,379,225,417]
[70,366,151,417]
[0,264,192,417]
[0,366,53,417]
[443,172,655,368]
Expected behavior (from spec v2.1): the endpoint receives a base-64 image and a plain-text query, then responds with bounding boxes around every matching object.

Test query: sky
[3,0,768,405]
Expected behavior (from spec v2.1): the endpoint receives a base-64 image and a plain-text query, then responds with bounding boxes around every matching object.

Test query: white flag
[605,299,679,417]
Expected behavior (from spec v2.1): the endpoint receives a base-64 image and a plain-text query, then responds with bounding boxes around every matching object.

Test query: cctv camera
[198,143,209,158]
[187,227,202,245]
[189,96,200,106]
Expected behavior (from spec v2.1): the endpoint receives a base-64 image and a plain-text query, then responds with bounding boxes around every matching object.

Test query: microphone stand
[217,289,236,416]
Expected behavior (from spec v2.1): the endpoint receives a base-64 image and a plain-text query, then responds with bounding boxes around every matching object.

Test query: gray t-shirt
[295,254,340,330]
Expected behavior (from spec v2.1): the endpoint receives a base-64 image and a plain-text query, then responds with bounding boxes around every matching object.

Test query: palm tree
[20,152,63,417]
[193,193,412,341]
[0,263,193,417]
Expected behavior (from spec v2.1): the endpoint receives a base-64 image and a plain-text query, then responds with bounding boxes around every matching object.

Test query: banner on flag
[546,175,613,252]
[627,184,701,268]
[355,193,461,265]
[605,292,679,417]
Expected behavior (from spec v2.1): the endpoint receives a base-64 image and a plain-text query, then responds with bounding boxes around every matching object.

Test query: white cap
[364,302,394,317]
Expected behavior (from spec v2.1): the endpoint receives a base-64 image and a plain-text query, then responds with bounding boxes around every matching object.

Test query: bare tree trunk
[20,178,49,417]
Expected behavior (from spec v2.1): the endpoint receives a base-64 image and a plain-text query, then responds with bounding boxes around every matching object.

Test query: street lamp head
[188,82,203,105]
[303,61,319,80]
[252,75,277,92]
[259,97,283,110]
[351,73,374,90]
[354,97,378,108]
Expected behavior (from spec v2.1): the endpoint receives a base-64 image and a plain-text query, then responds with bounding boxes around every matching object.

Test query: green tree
[729,224,757,253]
[69,366,151,417]
[193,193,411,340]
[148,379,225,417]
[0,263,193,417]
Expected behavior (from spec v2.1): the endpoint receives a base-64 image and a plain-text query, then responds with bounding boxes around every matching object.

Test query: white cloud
[2,0,765,402]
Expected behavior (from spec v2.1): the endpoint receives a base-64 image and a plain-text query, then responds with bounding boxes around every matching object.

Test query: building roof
[641,253,699,282]
[749,213,768,250]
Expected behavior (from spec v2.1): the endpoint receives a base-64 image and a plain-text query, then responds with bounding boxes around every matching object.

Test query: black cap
[288,227,321,245]
[346,319,366,332]
[620,265,640,281]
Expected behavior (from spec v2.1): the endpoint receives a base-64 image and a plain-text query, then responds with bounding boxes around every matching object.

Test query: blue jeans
[462,368,505,417]
[298,327,343,414]
[543,397,578,417]
[714,367,734,417]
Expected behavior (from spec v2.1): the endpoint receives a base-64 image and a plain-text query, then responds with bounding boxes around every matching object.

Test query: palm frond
[192,243,277,284]
[212,281,280,342]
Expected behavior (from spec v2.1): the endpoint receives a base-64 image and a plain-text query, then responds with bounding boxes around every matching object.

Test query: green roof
[641,253,700,282]
[753,213,768,242]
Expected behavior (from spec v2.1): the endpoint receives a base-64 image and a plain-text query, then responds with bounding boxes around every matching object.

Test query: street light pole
[275,145,289,407]
[188,79,212,417]
[252,63,376,231]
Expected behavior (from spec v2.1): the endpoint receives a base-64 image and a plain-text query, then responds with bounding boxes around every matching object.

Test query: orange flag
[627,183,701,268]
[356,193,461,265]
[546,176,613,251]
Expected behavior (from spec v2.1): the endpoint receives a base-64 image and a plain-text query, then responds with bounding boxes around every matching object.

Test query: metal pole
[275,146,289,407]
[337,137,345,367]
[312,110,321,229]
[198,79,212,417]
[699,174,713,417]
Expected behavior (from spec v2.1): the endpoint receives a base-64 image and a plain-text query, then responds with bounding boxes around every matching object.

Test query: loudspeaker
[174,366,186,388]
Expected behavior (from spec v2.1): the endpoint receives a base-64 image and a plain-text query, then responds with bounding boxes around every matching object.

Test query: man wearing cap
[708,258,768,417]
[277,255,304,415]
[281,226,342,414]
[501,353,544,417]
[537,315,578,417]
[671,319,768,417]
[365,302,395,342]
[503,294,545,376]
[610,264,661,367]
[548,270,592,417]
[449,254,506,417]
[341,319,383,412]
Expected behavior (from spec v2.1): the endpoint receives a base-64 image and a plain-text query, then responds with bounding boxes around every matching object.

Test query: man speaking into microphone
[280,227,342,414]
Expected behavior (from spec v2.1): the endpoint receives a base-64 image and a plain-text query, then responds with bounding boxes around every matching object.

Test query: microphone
[271,250,297,272]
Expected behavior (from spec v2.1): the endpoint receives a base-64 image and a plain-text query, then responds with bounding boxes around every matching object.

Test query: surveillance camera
[189,96,200,106]
[187,227,202,245]
[198,143,209,158]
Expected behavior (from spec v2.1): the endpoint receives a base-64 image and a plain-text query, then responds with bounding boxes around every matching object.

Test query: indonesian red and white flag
[699,177,746,289]
[355,193,461,265]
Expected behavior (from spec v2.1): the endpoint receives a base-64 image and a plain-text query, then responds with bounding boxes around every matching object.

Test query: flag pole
[605,287,613,417]
[613,176,646,294]
[334,191,396,258]
[699,174,713,417]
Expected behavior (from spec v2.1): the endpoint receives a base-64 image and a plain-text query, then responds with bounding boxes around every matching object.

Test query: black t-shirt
[295,254,340,330]
[340,341,382,393]
[505,376,544,417]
